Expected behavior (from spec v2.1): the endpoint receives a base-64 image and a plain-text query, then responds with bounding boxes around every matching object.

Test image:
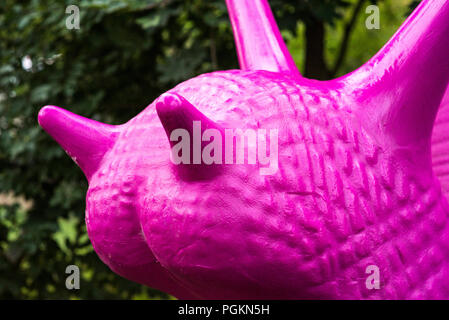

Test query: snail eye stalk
[38,105,119,181]
[343,0,449,146]
[225,0,301,77]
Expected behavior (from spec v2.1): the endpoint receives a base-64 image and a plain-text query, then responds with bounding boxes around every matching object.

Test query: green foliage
[0,0,419,299]
[273,0,351,27]
[324,0,414,77]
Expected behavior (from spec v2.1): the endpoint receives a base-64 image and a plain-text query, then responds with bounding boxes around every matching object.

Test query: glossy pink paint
[38,0,449,299]
[433,87,449,200]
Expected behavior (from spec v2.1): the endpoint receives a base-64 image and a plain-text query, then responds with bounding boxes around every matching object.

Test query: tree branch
[330,0,366,77]
[210,29,218,70]
[304,18,330,80]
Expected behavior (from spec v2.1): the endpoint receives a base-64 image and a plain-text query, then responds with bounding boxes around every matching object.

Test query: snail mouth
[87,201,196,298]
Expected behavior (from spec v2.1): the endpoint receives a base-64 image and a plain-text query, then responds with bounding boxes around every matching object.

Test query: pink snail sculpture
[433,87,449,202]
[37,0,449,299]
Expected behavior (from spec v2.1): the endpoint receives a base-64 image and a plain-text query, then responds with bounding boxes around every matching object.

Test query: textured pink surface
[38,0,449,299]
[433,87,449,200]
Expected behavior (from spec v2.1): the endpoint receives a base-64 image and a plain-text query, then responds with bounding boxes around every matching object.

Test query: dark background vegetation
[0,0,420,299]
